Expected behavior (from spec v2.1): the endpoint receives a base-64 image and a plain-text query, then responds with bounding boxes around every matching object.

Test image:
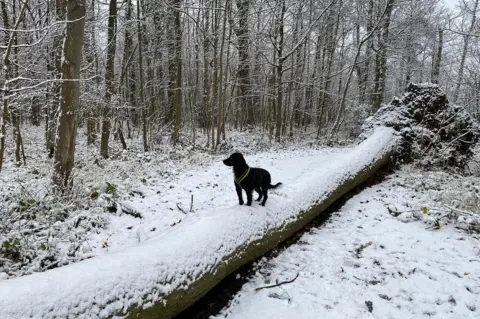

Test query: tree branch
[255,272,299,291]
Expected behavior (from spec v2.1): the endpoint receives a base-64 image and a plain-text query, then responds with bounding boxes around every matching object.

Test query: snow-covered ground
[214,166,480,319]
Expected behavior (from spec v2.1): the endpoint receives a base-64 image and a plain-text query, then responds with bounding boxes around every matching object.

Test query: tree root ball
[360,83,479,172]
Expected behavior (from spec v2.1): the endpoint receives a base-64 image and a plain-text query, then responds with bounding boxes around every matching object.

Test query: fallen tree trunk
[0,127,397,319]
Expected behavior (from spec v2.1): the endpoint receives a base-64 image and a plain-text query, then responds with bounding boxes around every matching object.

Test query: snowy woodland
[1,0,480,318]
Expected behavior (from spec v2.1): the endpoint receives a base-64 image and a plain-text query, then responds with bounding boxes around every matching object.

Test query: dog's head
[223,152,247,167]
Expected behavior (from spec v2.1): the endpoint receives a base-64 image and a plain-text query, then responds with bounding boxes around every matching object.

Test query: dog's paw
[239,201,244,206]
[246,202,252,206]
[260,202,266,206]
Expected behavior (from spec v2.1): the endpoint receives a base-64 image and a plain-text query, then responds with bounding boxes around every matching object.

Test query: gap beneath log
[175,166,394,319]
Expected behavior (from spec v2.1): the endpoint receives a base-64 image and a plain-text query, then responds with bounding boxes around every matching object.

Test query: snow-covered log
[0,128,397,319]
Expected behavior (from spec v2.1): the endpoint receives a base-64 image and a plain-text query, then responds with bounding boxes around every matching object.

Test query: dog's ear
[235,152,247,165]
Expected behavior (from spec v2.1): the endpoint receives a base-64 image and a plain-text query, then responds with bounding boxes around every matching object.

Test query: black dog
[223,152,282,206]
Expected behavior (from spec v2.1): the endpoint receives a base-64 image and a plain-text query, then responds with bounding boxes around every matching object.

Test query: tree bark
[86,0,99,146]
[233,0,254,126]
[100,0,117,158]
[52,0,85,189]
[171,0,183,146]
[274,0,286,142]
[372,0,395,112]
[214,0,229,149]
[137,0,148,152]
[47,0,67,155]
[431,28,443,84]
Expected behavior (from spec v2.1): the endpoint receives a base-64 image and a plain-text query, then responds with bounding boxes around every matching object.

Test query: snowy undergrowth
[0,125,344,281]
[214,166,480,319]
[385,166,480,233]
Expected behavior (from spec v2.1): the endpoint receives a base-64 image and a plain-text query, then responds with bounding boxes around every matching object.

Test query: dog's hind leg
[255,187,263,201]
[260,189,268,206]
[260,182,269,206]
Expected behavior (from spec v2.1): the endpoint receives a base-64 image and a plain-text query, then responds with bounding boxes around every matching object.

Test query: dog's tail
[269,182,282,189]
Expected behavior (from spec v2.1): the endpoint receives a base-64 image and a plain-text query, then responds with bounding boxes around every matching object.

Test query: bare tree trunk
[53,0,85,189]
[47,0,67,156]
[232,0,254,126]
[209,0,219,148]
[274,0,286,142]
[117,124,127,149]
[431,28,443,84]
[372,0,395,112]
[355,0,374,104]
[453,0,478,102]
[137,0,148,151]
[86,0,98,146]
[9,0,25,166]
[215,0,229,149]
[316,4,339,138]
[0,0,28,172]
[171,0,183,146]
[123,0,136,140]
[0,0,11,172]
[100,0,117,158]
[202,0,211,142]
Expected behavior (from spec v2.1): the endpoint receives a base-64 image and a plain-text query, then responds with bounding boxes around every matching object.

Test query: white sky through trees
[443,0,459,8]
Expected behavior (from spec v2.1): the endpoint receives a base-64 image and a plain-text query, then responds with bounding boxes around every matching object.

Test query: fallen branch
[120,203,143,219]
[255,273,299,291]
[355,241,372,258]
[190,194,194,212]
[176,203,187,214]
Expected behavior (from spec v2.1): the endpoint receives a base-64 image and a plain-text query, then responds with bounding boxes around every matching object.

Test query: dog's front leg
[246,189,253,206]
[235,183,244,205]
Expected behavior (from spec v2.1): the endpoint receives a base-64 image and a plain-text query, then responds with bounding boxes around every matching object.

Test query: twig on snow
[254,273,299,291]
[355,241,372,258]
[120,203,143,218]
[176,203,187,214]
